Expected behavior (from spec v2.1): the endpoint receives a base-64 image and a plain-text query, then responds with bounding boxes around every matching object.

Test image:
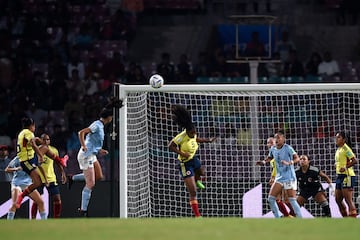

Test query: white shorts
[277,180,297,190]
[77,150,98,170]
[11,184,29,192]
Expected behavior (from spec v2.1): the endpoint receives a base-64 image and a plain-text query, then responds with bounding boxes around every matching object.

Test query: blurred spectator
[66,68,87,97]
[120,0,144,30]
[0,101,9,128]
[0,128,12,149]
[275,30,296,63]
[193,51,210,78]
[48,54,67,84]
[305,52,322,76]
[84,73,100,96]
[125,63,147,84]
[157,52,175,83]
[244,31,266,57]
[25,102,48,127]
[266,52,283,78]
[0,145,11,182]
[51,124,68,154]
[283,50,305,77]
[67,47,85,80]
[74,23,95,50]
[318,51,340,77]
[6,101,28,139]
[64,93,84,128]
[210,50,227,77]
[102,51,125,80]
[176,53,192,83]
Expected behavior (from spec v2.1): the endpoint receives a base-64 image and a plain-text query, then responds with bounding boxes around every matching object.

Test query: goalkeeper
[168,105,216,217]
[295,155,333,217]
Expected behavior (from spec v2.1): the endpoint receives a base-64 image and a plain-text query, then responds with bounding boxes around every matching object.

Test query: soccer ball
[149,74,164,89]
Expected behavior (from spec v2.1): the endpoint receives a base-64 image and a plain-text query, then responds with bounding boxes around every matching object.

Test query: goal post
[115,83,360,218]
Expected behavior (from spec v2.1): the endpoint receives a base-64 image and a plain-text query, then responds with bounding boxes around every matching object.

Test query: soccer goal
[115,83,360,218]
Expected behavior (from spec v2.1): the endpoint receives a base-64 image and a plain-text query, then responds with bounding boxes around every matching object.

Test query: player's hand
[81,146,88,152]
[281,160,293,166]
[339,167,346,173]
[61,173,67,184]
[38,155,44,163]
[181,152,190,158]
[208,137,217,143]
[256,160,266,166]
[99,149,109,155]
[329,185,335,196]
[269,178,274,186]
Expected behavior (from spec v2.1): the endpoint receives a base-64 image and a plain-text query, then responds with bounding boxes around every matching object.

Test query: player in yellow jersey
[334,131,358,217]
[31,133,66,218]
[15,118,68,209]
[168,105,216,217]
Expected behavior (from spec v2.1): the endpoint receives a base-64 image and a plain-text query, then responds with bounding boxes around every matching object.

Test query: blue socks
[7,211,15,220]
[73,173,85,181]
[288,197,302,218]
[81,187,92,211]
[40,211,47,220]
[268,195,282,218]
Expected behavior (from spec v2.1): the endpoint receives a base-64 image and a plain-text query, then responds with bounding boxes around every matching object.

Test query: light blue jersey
[8,157,32,186]
[83,120,105,158]
[268,144,297,182]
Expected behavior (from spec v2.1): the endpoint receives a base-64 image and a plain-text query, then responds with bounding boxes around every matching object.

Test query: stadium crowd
[0,0,360,180]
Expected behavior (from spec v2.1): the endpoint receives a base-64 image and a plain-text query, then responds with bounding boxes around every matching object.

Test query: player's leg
[276,193,290,217]
[342,176,357,217]
[16,164,43,208]
[7,186,21,220]
[47,183,62,218]
[184,176,201,217]
[77,152,96,216]
[284,181,302,218]
[268,182,283,218]
[29,189,47,220]
[180,160,201,217]
[314,191,331,217]
[194,157,205,189]
[282,189,295,216]
[93,160,104,181]
[335,175,348,217]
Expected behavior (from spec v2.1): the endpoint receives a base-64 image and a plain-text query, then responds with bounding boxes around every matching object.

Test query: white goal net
[115,83,360,218]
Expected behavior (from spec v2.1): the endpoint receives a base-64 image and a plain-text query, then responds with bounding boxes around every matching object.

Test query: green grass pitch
[1,218,359,240]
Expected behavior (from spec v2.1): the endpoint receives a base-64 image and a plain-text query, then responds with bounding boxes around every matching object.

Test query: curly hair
[172,105,194,131]
[100,97,124,118]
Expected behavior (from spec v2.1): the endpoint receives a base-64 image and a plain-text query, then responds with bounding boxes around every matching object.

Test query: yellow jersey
[335,143,356,176]
[17,129,35,162]
[172,129,198,162]
[40,145,59,184]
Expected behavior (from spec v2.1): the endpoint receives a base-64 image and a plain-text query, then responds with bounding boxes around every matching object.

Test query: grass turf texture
[0,218,359,240]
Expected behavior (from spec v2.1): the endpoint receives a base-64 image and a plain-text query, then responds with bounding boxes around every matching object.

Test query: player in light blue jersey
[263,130,302,218]
[74,97,123,217]
[5,157,47,220]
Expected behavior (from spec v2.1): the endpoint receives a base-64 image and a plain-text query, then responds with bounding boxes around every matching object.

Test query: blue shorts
[335,174,357,189]
[37,182,60,196]
[177,156,201,179]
